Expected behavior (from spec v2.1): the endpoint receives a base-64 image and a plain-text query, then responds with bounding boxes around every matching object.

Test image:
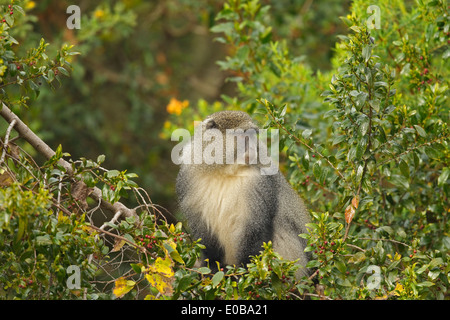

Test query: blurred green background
[6,0,350,213]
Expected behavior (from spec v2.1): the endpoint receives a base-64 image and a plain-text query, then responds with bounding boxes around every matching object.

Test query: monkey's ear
[206,120,217,130]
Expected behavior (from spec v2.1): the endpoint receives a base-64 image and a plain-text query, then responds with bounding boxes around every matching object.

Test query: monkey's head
[185,111,262,174]
[203,111,259,133]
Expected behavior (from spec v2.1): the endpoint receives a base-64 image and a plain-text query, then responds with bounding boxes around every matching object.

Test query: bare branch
[0,118,17,165]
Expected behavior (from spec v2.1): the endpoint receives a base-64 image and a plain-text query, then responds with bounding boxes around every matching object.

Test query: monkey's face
[198,111,260,169]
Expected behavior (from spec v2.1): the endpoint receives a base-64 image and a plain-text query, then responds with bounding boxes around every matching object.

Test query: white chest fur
[185,167,258,265]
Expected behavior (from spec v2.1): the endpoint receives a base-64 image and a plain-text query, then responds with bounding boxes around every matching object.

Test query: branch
[0,101,138,221]
[0,118,16,165]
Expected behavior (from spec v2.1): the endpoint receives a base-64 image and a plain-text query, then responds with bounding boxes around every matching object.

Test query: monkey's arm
[235,175,278,265]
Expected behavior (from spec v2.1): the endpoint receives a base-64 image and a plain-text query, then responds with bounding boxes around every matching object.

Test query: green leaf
[57,66,70,77]
[417,281,435,288]
[399,159,410,179]
[359,118,370,136]
[47,69,55,83]
[177,274,193,292]
[332,135,347,145]
[302,129,312,139]
[106,170,120,178]
[355,136,367,160]
[236,45,250,61]
[424,146,441,159]
[212,271,224,287]
[335,260,347,274]
[356,164,364,184]
[306,260,321,268]
[123,233,135,244]
[390,174,409,189]
[369,99,380,112]
[36,235,52,246]
[210,22,234,35]
[301,153,309,171]
[130,263,143,274]
[362,45,372,62]
[271,273,283,299]
[438,168,450,186]
[313,161,322,179]
[198,267,211,274]
[413,125,427,137]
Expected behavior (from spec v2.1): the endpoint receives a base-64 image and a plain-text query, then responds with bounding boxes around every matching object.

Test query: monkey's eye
[206,120,217,130]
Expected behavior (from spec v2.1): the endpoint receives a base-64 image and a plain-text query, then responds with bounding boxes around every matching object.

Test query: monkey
[175,110,310,277]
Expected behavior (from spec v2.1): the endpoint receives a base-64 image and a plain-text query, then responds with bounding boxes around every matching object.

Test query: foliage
[163,0,449,300]
[0,0,449,300]
[0,181,99,299]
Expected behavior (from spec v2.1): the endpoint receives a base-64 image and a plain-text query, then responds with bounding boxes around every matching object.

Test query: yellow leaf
[393,283,404,296]
[57,211,70,224]
[154,257,174,278]
[113,277,135,298]
[166,240,177,251]
[145,273,173,296]
[111,239,126,252]
[165,240,185,264]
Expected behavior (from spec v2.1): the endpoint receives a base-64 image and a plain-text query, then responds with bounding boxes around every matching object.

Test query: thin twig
[0,118,17,165]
